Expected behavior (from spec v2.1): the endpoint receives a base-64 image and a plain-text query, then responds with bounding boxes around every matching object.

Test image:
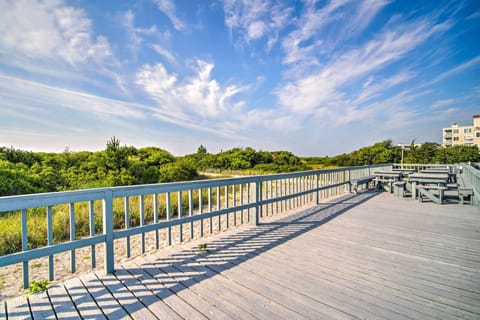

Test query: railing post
[21,209,28,289]
[249,180,259,226]
[347,169,351,194]
[315,174,319,205]
[103,189,114,274]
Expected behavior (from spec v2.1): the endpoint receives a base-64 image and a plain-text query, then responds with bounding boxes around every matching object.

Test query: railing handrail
[0,163,391,290]
[462,164,480,206]
[0,164,389,211]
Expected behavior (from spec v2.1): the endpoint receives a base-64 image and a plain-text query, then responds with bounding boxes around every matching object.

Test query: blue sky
[0,0,479,156]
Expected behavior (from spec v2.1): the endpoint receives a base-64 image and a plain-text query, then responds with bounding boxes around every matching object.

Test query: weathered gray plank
[28,291,56,319]
[64,277,106,320]
[144,252,285,320]
[253,243,468,320]
[182,254,310,320]
[113,266,184,320]
[128,257,233,320]
[96,271,157,320]
[2,192,480,319]
[197,242,410,320]
[143,255,255,320]
[47,284,81,319]
[5,295,31,320]
[79,273,130,320]
[200,253,356,320]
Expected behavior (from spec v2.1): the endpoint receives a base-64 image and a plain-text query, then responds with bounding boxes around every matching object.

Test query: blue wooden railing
[462,164,480,206]
[0,164,390,289]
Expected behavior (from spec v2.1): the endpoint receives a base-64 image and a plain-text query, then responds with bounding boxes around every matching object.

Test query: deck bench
[350,175,375,193]
[375,178,394,193]
[457,175,474,205]
[393,181,406,197]
[417,185,448,204]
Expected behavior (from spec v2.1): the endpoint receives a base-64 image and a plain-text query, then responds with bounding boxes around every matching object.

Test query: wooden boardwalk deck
[2,191,480,319]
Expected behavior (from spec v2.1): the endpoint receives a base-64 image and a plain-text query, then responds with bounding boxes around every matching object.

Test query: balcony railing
[0,164,390,289]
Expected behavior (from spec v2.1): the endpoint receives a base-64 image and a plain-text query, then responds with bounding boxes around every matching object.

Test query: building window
[453,129,459,134]
[464,128,472,133]
[477,132,480,138]
[453,137,459,141]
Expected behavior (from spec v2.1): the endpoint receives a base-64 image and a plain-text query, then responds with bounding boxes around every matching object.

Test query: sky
[0,0,479,157]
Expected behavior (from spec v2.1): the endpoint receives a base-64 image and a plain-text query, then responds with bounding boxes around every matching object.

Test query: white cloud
[354,71,415,105]
[277,17,451,120]
[123,11,143,57]
[0,0,114,67]
[0,74,146,122]
[431,99,455,109]
[282,0,354,66]
[151,44,176,64]
[136,60,248,121]
[223,0,293,49]
[154,0,186,31]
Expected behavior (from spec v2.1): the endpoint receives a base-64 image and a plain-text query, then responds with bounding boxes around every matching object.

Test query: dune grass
[0,188,222,256]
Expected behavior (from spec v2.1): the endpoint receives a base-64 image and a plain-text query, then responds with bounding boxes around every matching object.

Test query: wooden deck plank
[145,251,304,320]
[79,272,130,320]
[142,255,258,320]
[219,242,444,320]
[140,254,263,320]
[4,295,31,320]
[206,241,414,320]
[253,240,474,320]
[128,257,234,320]
[2,191,480,319]
[307,231,480,298]
[47,284,81,319]
[64,277,107,320]
[113,264,186,320]
[28,291,56,320]
[96,271,158,320]
[197,252,357,320]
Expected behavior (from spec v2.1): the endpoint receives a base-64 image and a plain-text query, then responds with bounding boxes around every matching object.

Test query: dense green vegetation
[0,138,479,256]
[184,145,308,173]
[0,138,307,197]
[303,140,480,167]
[1,138,478,198]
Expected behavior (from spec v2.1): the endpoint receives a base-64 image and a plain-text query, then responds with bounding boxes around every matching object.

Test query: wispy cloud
[223,0,293,50]
[277,15,452,121]
[0,74,146,122]
[151,44,176,64]
[0,0,114,68]
[154,0,186,31]
[431,99,455,109]
[136,60,248,120]
[424,55,480,86]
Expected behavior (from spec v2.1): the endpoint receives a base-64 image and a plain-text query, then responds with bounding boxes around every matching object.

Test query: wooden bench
[393,181,406,197]
[417,185,448,204]
[350,175,375,193]
[375,178,394,193]
[457,175,474,205]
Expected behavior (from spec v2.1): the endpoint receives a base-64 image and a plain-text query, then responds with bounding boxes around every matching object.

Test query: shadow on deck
[4,191,480,319]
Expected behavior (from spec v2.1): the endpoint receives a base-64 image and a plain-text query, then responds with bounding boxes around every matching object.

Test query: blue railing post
[21,209,29,289]
[315,174,320,205]
[249,180,259,226]
[347,169,352,193]
[103,189,114,274]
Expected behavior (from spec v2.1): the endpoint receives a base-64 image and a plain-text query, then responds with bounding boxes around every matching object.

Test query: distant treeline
[1,138,479,196]
[303,140,480,167]
[0,137,307,196]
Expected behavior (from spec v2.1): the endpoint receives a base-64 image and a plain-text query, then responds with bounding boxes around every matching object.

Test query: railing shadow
[93,191,379,318]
